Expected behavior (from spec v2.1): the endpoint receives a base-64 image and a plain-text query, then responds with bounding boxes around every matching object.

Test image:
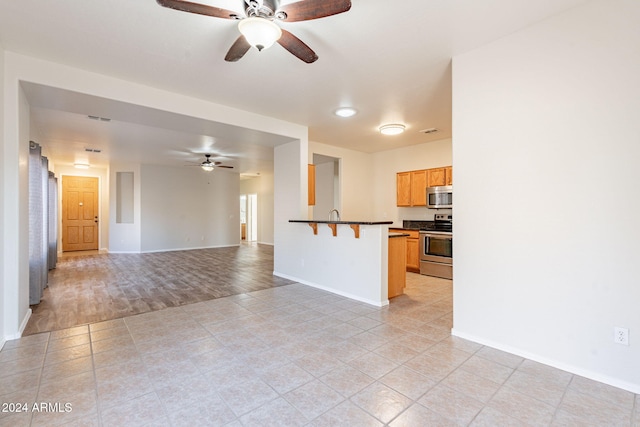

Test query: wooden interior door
[62,176,99,252]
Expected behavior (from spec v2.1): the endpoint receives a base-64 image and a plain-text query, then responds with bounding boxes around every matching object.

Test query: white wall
[372,138,452,225]
[1,69,31,340]
[452,0,640,393]
[312,161,337,220]
[0,45,5,347]
[309,141,374,221]
[240,172,275,245]
[140,164,240,252]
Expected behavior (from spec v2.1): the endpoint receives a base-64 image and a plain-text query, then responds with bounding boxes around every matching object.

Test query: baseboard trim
[451,328,640,394]
[4,308,33,343]
[141,244,240,254]
[273,271,389,308]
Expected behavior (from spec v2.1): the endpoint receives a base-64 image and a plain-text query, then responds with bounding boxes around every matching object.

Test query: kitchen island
[278,220,395,306]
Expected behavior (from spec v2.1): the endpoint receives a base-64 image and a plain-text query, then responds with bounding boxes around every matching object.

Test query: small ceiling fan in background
[156,0,352,63]
[188,154,234,171]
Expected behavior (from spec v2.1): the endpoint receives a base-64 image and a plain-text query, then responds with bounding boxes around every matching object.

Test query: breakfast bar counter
[289,219,392,238]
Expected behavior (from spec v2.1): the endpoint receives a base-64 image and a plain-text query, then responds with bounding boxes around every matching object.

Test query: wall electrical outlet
[614,327,629,345]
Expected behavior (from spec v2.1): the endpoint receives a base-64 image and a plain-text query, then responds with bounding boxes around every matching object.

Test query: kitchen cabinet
[445,166,452,186]
[390,228,420,273]
[308,164,315,206]
[388,235,407,298]
[427,167,447,187]
[396,170,427,207]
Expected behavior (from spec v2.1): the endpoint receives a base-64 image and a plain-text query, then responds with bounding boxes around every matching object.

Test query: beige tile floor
[1,273,638,426]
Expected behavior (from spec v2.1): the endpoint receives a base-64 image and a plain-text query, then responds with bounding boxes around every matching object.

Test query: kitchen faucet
[328,209,341,221]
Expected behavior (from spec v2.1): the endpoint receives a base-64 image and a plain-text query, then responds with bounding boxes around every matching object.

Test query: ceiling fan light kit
[379,124,406,136]
[156,0,351,63]
[238,17,281,51]
[192,154,234,171]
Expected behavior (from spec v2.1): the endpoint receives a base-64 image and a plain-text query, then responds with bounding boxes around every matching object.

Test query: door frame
[59,174,103,253]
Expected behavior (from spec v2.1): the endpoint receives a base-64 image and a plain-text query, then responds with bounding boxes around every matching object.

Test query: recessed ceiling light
[379,124,406,135]
[74,163,90,169]
[334,107,357,118]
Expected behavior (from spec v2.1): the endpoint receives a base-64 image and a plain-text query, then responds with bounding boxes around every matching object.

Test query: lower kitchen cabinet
[406,234,419,272]
[388,235,407,299]
[390,229,420,273]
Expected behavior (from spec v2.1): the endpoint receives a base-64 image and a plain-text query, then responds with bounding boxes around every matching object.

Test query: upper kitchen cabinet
[397,166,452,207]
[427,168,446,187]
[427,166,453,187]
[397,170,427,206]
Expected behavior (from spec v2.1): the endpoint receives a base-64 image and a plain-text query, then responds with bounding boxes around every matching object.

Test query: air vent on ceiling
[85,148,102,153]
[87,115,111,122]
[420,128,439,134]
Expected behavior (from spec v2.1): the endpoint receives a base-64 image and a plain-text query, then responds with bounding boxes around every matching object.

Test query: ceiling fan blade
[156,0,239,19]
[277,29,318,63]
[217,165,234,169]
[225,35,251,62]
[277,0,351,22]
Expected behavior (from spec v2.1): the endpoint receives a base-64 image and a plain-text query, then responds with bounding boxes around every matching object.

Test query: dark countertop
[389,232,410,238]
[289,220,393,225]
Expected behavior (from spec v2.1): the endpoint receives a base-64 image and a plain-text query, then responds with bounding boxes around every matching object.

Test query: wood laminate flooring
[24,244,294,335]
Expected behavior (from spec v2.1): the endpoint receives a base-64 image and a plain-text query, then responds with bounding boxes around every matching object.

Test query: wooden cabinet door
[406,236,420,272]
[445,166,453,186]
[396,172,411,206]
[427,168,447,187]
[308,164,316,206]
[410,170,427,206]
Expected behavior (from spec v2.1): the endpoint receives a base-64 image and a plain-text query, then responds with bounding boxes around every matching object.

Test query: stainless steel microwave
[427,185,452,209]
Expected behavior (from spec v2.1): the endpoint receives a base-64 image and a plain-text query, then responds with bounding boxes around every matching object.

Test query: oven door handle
[423,234,452,240]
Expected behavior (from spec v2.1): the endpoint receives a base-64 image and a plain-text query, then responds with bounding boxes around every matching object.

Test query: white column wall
[0,44,5,347]
[452,0,640,392]
[1,68,31,339]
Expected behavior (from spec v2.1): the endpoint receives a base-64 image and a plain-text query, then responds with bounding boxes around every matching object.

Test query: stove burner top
[424,213,452,232]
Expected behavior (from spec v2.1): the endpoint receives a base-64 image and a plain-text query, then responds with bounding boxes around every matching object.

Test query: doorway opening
[240,193,258,242]
[311,154,341,220]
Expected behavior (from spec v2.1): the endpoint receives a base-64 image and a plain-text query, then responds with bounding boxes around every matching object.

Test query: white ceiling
[0,0,587,173]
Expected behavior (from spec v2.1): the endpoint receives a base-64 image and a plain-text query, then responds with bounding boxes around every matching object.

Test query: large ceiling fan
[156,0,351,63]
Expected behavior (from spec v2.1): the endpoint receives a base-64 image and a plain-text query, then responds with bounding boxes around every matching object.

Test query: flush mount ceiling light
[379,124,406,136]
[238,17,282,51]
[74,163,90,169]
[334,107,357,118]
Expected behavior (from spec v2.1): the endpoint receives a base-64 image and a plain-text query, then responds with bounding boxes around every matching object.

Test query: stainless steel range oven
[419,214,452,279]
